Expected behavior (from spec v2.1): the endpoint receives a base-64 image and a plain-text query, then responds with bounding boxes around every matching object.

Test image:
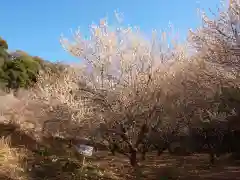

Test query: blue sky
[1,0,221,63]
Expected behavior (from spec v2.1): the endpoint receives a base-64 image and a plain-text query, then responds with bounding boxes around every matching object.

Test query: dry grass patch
[0,137,28,180]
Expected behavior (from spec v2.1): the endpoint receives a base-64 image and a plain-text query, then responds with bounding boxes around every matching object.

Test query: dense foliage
[0,37,41,89]
[0,37,66,90]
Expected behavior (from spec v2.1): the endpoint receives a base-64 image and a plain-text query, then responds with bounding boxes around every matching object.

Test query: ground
[1,123,240,180]
[88,151,240,180]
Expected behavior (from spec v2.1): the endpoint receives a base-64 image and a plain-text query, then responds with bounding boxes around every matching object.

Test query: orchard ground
[87,150,240,180]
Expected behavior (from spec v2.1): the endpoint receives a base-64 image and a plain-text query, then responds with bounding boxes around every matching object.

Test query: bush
[0,54,40,89]
[0,37,9,67]
[0,37,8,50]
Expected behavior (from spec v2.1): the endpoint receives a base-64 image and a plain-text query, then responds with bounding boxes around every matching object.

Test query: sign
[75,144,94,157]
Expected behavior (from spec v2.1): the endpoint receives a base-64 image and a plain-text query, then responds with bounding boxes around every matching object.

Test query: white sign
[75,144,94,157]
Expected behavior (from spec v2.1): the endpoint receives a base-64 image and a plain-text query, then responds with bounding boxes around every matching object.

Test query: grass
[0,137,28,180]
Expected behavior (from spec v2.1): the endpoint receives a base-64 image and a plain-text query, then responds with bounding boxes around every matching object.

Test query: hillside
[0,37,69,92]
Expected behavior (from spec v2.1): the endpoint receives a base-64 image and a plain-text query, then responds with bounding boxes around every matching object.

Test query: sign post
[75,144,94,179]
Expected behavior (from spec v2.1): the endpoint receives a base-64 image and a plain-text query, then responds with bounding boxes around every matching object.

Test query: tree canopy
[0,37,61,90]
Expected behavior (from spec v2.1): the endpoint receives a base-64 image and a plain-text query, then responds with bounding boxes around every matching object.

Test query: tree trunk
[134,164,142,180]
[129,149,143,180]
[130,149,137,166]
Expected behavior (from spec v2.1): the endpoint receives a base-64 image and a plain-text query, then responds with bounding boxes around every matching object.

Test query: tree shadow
[140,153,240,180]
[90,150,240,180]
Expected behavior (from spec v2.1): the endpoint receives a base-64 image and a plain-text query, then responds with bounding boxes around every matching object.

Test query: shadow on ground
[0,123,116,180]
[90,151,240,180]
[2,122,240,180]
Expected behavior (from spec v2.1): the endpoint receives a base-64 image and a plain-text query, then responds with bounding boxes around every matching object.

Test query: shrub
[0,52,41,90]
[0,137,28,180]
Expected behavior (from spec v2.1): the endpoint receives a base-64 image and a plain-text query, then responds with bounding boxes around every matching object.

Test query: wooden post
[80,155,86,180]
